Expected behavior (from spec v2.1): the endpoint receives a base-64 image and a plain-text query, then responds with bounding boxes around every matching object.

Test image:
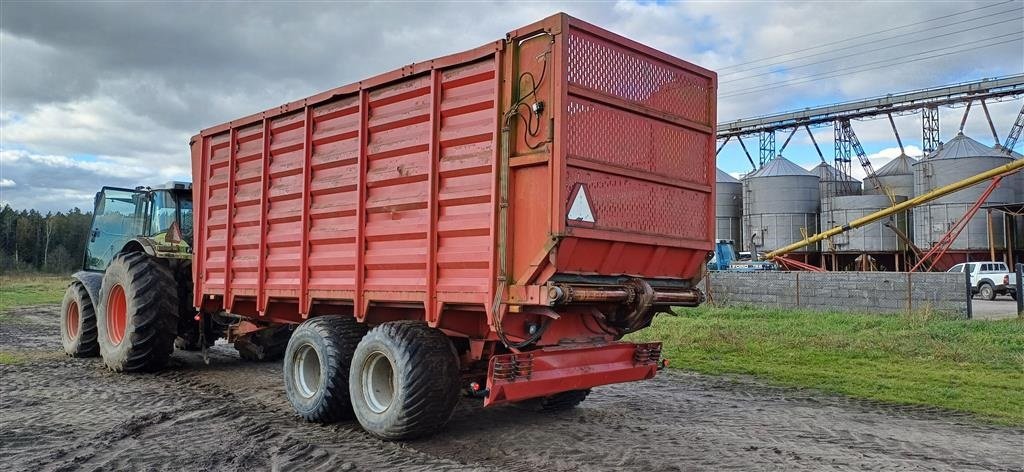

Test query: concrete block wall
[705,271,966,316]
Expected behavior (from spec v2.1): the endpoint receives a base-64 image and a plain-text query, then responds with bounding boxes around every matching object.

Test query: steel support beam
[759,131,775,167]
[736,136,756,170]
[1003,103,1024,154]
[922,106,940,154]
[718,74,1024,139]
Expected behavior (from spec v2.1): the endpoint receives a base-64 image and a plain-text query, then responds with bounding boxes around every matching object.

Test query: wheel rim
[293,343,322,399]
[106,284,127,345]
[66,300,80,339]
[361,351,396,414]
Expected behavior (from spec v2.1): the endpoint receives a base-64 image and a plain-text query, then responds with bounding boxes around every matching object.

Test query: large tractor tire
[283,316,367,422]
[60,282,99,357]
[96,252,178,372]
[349,321,461,440]
[236,324,293,361]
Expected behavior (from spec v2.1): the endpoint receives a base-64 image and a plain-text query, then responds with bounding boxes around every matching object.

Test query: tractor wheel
[96,252,178,372]
[537,389,591,412]
[979,283,996,301]
[283,316,367,422]
[236,324,293,361]
[60,282,99,357]
[349,321,460,440]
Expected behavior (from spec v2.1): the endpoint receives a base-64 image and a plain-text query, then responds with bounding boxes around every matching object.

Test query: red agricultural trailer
[187,13,715,439]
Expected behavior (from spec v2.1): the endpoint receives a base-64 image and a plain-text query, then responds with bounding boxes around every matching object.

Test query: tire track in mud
[1,308,477,472]
[2,306,1022,471]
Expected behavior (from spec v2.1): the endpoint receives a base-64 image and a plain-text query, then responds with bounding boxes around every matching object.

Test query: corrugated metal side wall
[195,56,497,316]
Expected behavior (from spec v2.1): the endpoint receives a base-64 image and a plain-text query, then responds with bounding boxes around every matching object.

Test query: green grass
[0,352,26,365]
[628,306,1024,425]
[0,273,68,315]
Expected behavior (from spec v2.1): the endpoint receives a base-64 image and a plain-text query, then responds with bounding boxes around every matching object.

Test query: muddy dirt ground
[1,306,1022,471]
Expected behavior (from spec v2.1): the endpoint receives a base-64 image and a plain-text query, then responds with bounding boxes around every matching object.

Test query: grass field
[628,306,1024,425]
[0,273,68,315]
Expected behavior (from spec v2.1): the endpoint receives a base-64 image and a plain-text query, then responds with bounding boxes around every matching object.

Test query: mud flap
[484,342,661,406]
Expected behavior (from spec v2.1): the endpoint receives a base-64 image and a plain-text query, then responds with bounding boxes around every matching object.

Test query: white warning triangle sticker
[567,186,595,223]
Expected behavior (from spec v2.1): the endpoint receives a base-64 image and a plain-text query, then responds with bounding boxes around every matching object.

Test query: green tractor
[60,183,287,371]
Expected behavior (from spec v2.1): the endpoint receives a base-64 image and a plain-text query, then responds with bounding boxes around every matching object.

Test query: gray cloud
[2,1,1021,211]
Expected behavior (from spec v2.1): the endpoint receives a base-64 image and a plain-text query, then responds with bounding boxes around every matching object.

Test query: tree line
[0,205,93,274]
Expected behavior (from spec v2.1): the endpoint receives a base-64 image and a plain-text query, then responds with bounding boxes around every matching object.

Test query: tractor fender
[121,238,158,258]
[71,271,104,307]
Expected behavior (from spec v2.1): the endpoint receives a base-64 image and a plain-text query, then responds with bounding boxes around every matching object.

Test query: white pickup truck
[946,261,1018,300]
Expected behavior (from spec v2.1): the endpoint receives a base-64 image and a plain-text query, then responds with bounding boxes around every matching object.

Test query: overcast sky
[1,1,1022,212]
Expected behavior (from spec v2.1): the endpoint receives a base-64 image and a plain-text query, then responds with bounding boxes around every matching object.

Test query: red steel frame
[190,13,716,405]
[912,175,1006,272]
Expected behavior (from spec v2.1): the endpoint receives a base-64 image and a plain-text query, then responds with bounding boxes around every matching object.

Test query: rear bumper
[483,341,662,406]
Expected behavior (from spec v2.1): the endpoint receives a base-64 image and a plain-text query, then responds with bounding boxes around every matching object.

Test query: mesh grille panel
[566,30,712,126]
[567,98,710,186]
[567,168,708,241]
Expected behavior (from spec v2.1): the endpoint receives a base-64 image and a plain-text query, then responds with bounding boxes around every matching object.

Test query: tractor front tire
[349,321,461,440]
[283,316,367,422]
[96,252,178,372]
[60,282,99,357]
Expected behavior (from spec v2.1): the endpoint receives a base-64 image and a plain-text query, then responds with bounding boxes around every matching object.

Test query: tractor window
[149,191,178,236]
[85,188,147,271]
[179,198,193,244]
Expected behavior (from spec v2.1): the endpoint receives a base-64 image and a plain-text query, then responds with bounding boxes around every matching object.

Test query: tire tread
[352,321,461,440]
[61,282,99,357]
[98,252,178,372]
[286,316,367,423]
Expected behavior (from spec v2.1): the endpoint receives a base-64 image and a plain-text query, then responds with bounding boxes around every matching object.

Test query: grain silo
[811,162,861,198]
[716,168,743,243]
[912,133,1016,268]
[742,156,820,259]
[865,153,917,198]
[1002,148,1024,258]
[820,194,911,270]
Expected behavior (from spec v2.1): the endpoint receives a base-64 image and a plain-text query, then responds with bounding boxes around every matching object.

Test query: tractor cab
[85,182,193,271]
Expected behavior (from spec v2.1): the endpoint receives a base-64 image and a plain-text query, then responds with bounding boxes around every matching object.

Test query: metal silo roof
[811,162,860,183]
[928,132,1005,160]
[746,155,817,178]
[872,153,917,177]
[716,168,741,184]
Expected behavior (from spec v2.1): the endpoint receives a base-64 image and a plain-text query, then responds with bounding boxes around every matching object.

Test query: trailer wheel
[349,321,461,440]
[538,389,591,412]
[284,316,367,422]
[96,252,178,372]
[60,282,99,357]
